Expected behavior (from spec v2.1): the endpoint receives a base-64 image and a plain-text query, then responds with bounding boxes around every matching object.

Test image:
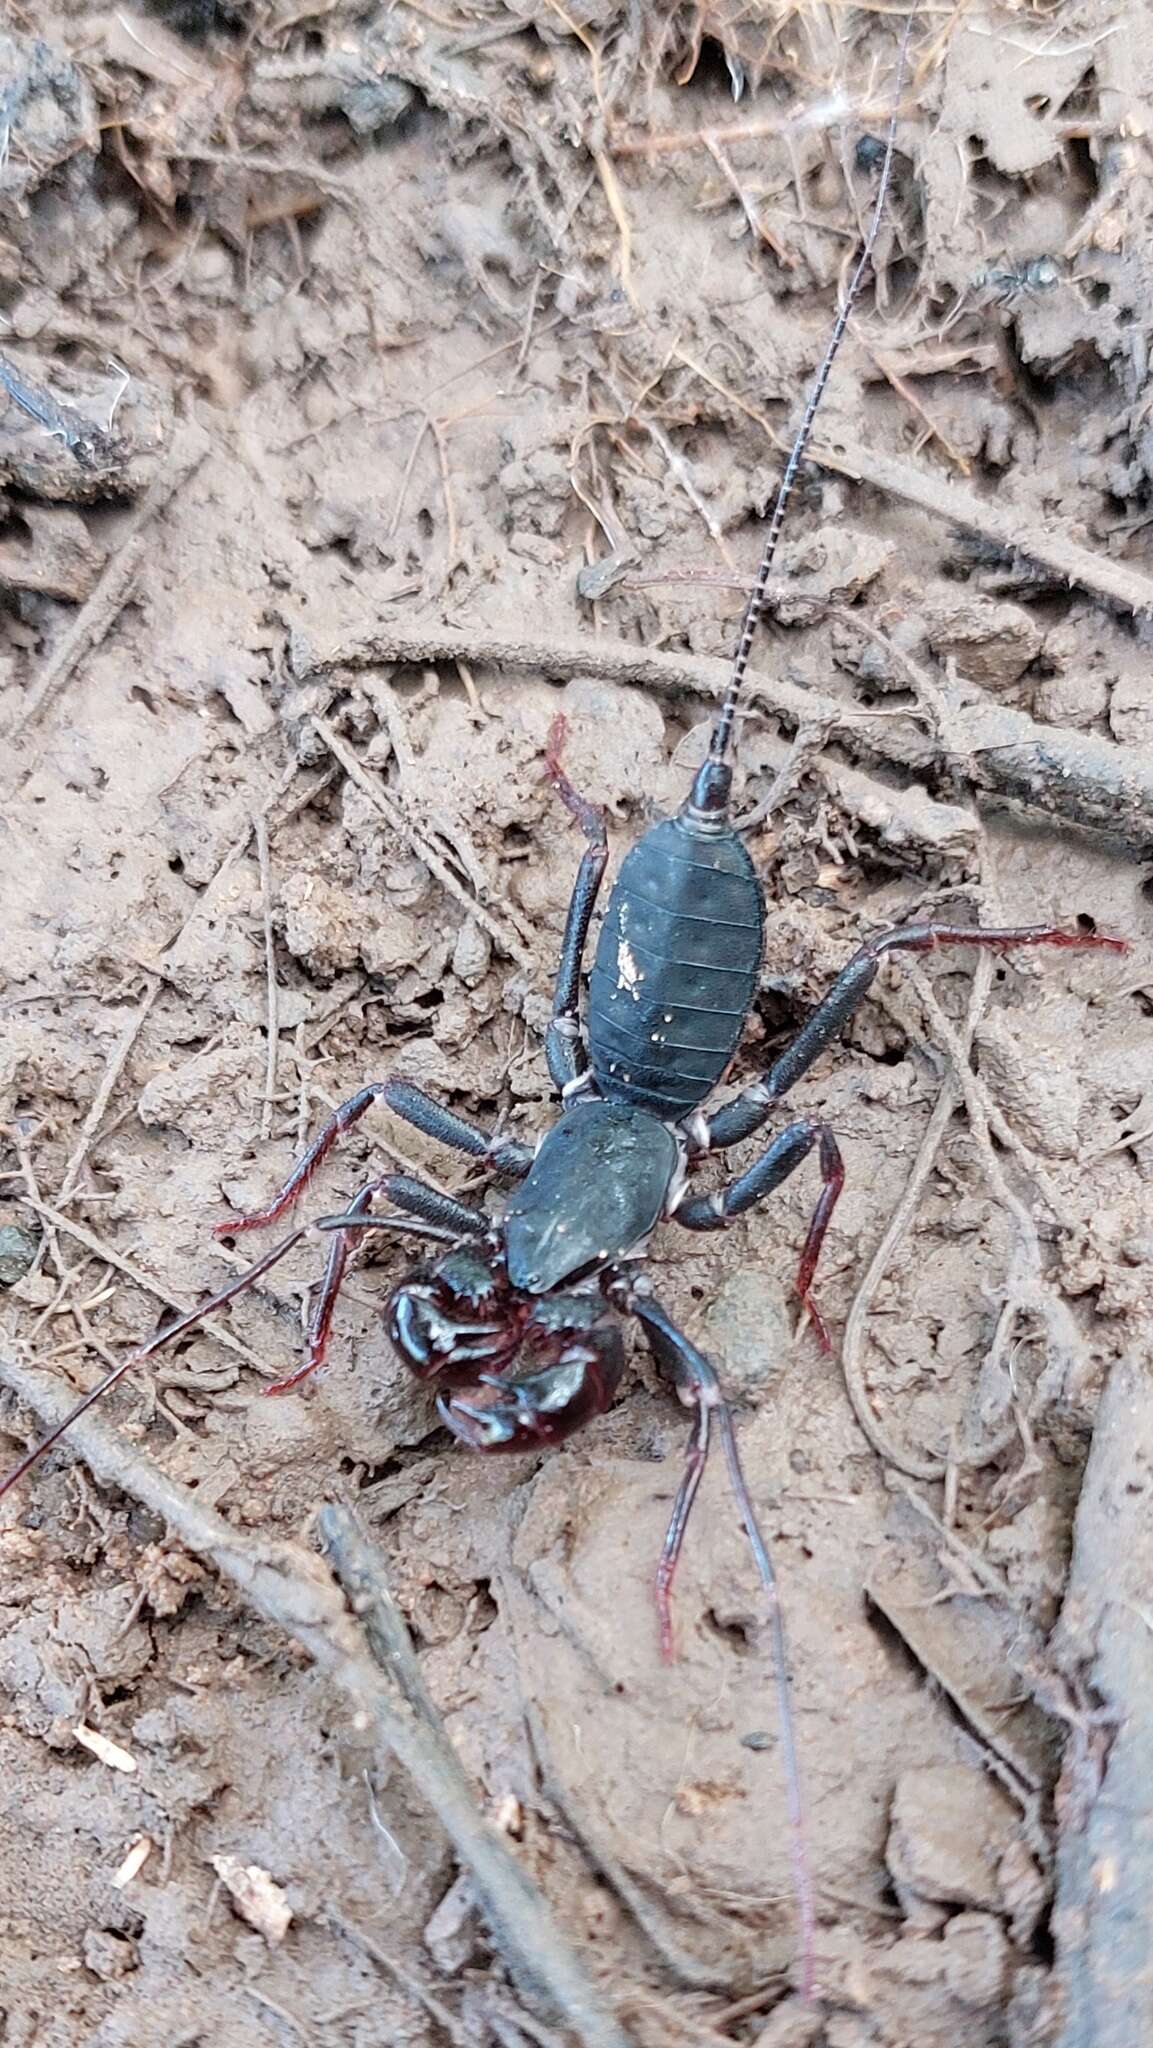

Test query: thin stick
[703,137,796,266]
[166,145,359,208]
[388,415,429,540]
[862,345,971,474]
[613,95,901,159]
[244,1988,310,2041]
[715,1403,815,2004]
[891,1473,1016,1603]
[305,620,886,743]
[0,1225,313,1494]
[329,1912,471,2047]
[17,1194,283,1380]
[1051,1348,1153,2048]
[157,762,330,970]
[300,619,1153,845]
[427,415,459,564]
[904,961,1089,1432]
[255,815,281,1143]
[513,272,543,381]
[522,1704,726,1992]
[0,1371,630,2048]
[839,953,991,1483]
[370,675,494,899]
[821,433,1153,623]
[309,715,534,970]
[592,150,634,303]
[57,977,160,1204]
[838,1078,957,1482]
[8,427,210,745]
[10,535,145,740]
[907,965,1044,1255]
[670,340,1153,625]
[313,1507,634,2048]
[601,369,733,559]
[317,1502,443,1717]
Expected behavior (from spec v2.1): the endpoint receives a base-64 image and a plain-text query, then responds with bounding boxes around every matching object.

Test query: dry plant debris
[1,2,1152,2042]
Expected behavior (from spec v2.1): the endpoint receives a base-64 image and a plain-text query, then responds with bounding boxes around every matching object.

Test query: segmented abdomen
[588,816,764,1118]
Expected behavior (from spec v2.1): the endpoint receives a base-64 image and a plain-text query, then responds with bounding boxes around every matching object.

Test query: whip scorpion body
[0,30,1126,1993]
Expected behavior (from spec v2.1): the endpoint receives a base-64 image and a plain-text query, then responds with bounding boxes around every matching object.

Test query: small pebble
[0,1222,39,1286]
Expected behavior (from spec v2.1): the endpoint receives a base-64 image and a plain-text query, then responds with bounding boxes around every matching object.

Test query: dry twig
[299,619,1153,844]
[820,434,1153,624]
[309,714,534,970]
[18,1195,281,1382]
[674,351,1153,622]
[601,369,732,558]
[839,955,992,1481]
[8,426,210,750]
[56,978,161,1205]
[905,962,1091,1436]
[255,816,281,1144]
[1051,1343,1153,2047]
[523,1700,726,1993]
[860,347,972,474]
[0,1378,630,2048]
[330,1910,471,2047]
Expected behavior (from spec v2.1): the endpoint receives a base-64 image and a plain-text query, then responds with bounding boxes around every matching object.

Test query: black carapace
[0,17,1126,2000]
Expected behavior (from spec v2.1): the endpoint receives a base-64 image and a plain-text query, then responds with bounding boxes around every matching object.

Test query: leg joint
[561,1071,597,1103]
[682,1109,711,1154]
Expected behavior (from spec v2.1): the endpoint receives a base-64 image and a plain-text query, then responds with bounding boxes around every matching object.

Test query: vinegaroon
[0,27,1126,1998]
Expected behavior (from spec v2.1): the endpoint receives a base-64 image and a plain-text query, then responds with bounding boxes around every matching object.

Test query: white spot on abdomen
[617,938,643,998]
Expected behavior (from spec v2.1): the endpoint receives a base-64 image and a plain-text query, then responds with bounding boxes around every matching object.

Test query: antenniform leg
[623,1282,815,2000]
[215,1076,531,1237]
[675,1120,844,1348]
[0,1205,457,1504]
[264,1173,490,1394]
[542,714,609,1094]
[704,921,1127,1150]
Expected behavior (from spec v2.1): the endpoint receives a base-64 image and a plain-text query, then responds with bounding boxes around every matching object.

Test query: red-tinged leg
[0,1224,312,1500]
[216,1080,531,1239]
[653,1390,710,1663]
[215,1085,390,1236]
[794,1127,846,1353]
[0,1202,472,1500]
[675,1119,846,1350]
[544,713,605,841]
[623,1282,816,2003]
[265,1174,492,1396]
[704,921,1129,1152]
[264,1213,358,1397]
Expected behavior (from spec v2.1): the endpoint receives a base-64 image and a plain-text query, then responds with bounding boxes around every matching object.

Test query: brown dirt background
[2,2,1153,2043]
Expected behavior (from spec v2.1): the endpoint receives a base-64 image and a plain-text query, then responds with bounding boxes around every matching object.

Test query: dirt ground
[2,2,1153,2044]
